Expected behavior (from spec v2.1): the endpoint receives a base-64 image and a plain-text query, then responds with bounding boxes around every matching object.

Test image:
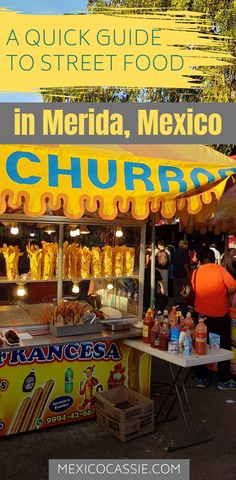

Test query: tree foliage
[41,1,236,153]
[42,0,236,105]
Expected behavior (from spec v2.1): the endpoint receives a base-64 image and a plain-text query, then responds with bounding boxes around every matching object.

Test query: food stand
[0,143,235,437]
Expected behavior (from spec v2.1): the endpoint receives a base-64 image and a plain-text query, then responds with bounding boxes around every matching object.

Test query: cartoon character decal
[78,365,99,411]
[108,363,125,389]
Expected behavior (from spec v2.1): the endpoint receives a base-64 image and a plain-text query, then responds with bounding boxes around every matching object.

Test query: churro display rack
[0,214,146,333]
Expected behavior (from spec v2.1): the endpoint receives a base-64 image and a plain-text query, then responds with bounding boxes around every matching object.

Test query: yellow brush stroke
[0,9,233,92]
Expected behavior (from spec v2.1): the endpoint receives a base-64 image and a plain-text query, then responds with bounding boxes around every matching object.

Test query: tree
[42,0,236,104]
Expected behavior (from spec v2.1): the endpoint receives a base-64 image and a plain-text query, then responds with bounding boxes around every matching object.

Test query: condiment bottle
[150,316,161,348]
[176,310,182,324]
[142,308,154,344]
[163,309,169,328]
[169,306,177,326]
[195,316,207,355]
[183,312,195,340]
[159,322,169,351]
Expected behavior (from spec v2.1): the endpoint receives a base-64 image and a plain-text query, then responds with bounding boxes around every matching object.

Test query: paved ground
[0,360,235,480]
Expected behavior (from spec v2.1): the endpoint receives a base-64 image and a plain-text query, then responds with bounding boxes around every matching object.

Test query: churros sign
[9,379,54,434]
[0,342,151,436]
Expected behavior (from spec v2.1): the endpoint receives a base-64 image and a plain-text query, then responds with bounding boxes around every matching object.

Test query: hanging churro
[1,244,23,280]
[102,245,113,276]
[91,247,102,277]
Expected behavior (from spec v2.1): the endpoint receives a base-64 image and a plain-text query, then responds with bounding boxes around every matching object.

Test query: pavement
[0,359,235,480]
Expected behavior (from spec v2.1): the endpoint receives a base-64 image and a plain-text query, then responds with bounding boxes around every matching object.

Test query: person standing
[225,248,236,280]
[192,247,236,390]
[173,239,190,305]
[210,243,221,265]
[155,241,170,295]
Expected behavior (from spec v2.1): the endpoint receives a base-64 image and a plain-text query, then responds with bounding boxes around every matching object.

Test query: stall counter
[0,328,151,437]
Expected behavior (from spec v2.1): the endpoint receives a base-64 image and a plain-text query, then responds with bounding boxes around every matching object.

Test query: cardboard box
[95,385,154,441]
[95,385,154,422]
[96,405,154,441]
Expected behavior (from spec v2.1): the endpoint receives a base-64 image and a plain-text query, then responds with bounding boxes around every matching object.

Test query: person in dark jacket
[173,239,190,306]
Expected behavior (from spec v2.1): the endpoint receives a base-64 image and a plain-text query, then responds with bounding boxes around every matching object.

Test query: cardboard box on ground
[95,385,154,442]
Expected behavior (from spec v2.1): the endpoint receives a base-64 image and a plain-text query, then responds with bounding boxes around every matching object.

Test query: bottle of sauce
[142,308,154,343]
[150,316,161,348]
[159,322,169,351]
[183,312,195,341]
[169,306,177,326]
[195,316,207,355]
[163,309,169,328]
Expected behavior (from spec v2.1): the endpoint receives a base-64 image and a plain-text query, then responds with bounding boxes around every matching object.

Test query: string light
[69,225,80,237]
[115,227,123,238]
[16,283,26,298]
[72,283,80,294]
[10,224,19,235]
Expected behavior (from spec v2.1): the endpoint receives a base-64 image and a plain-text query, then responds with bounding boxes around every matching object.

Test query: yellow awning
[0,144,235,220]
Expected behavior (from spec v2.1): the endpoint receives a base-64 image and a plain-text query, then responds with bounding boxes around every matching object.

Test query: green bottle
[65,368,73,393]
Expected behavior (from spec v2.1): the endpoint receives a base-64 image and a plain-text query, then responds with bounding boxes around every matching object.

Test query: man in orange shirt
[192,247,236,390]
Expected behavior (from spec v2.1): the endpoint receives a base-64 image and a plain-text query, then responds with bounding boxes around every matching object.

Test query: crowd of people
[144,238,236,391]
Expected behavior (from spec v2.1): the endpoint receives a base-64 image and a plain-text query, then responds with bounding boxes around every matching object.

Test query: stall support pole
[138,223,146,320]
[224,232,229,265]
[57,223,63,303]
[150,213,156,307]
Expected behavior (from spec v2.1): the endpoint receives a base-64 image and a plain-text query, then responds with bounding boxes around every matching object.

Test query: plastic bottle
[169,306,177,326]
[159,322,169,351]
[183,312,195,340]
[150,317,161,348]
[195,316,207,355]
[176,310,182,324]
[22,369,36,393]
[65,368,73,393]
[179,327,188,353]
[183,330,192,356]
[163,309,169,328]
[170,324,181,342]
[133,292,138,316]
[142,308,154,343]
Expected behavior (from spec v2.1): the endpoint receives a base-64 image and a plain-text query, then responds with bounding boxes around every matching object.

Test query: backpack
[156,249,169,268]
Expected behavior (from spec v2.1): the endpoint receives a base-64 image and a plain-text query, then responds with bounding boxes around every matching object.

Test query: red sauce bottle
[142,308,154,343]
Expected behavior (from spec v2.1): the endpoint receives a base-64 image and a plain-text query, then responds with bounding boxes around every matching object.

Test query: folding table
[123,338,233,451]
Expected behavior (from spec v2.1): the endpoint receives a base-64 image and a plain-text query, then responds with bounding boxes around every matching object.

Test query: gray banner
[0,102,235,144]
[48,459,190,480]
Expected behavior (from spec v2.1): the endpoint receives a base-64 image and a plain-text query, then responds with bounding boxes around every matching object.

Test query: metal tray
[102,320,131,332]
[50,321,102,337]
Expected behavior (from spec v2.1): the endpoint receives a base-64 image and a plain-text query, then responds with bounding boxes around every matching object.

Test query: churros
[20,387,43,432]
[29,379,54,430]
[9,397,31,434]
[8,379,54,435]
